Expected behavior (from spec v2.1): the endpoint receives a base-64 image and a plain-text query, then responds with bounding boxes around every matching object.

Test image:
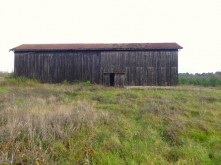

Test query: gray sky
[0,0,221,73]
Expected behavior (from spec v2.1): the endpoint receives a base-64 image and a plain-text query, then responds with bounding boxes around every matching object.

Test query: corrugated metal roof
[10,43,183,51]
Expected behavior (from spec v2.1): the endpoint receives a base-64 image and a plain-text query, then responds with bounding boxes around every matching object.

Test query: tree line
[179,72,221,86]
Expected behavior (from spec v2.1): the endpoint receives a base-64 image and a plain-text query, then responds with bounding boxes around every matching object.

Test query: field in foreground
[0,78,221,165]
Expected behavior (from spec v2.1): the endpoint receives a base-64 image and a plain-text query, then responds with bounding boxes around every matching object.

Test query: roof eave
[12,48,183,52]
[10,43,183,52]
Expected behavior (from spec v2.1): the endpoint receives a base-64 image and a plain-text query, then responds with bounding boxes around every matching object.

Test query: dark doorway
[110,73,115,86]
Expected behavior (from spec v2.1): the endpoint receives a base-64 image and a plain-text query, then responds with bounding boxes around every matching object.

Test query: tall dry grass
[0,99,109,164]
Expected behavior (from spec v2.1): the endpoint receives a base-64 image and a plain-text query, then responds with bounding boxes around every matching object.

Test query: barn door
[114,73,125,87]
[103,73,125,87]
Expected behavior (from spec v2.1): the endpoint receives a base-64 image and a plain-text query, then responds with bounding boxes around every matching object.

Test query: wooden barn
[10,43,182,86]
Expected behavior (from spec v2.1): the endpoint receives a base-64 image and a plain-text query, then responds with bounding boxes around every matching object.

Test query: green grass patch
[0,86,9,93]
[0,78,221,164]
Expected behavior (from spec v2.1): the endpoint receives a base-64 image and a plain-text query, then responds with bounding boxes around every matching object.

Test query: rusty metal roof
[10,43,183,51]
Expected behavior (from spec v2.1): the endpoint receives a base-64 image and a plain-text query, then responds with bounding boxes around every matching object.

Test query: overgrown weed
[0,99,109,164]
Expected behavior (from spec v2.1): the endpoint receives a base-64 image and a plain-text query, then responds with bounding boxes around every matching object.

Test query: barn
[10,43,182,86]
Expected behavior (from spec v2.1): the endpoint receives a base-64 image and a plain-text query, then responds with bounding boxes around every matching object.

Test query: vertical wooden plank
[135,67,143,86]
[102,74,110,86]
[91,52,101,84]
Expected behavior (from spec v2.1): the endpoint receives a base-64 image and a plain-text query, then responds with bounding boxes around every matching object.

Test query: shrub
[84,80,92,87]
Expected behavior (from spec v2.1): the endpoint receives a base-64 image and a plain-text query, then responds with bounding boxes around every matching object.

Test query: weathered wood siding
[14,51,101,83]
[14,50,178,86]
[100,50,178,86]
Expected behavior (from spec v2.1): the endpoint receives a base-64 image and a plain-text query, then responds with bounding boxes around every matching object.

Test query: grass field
[0,77,221,164]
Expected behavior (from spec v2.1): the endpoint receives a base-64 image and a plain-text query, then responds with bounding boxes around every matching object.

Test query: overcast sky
[0,0,221,73]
